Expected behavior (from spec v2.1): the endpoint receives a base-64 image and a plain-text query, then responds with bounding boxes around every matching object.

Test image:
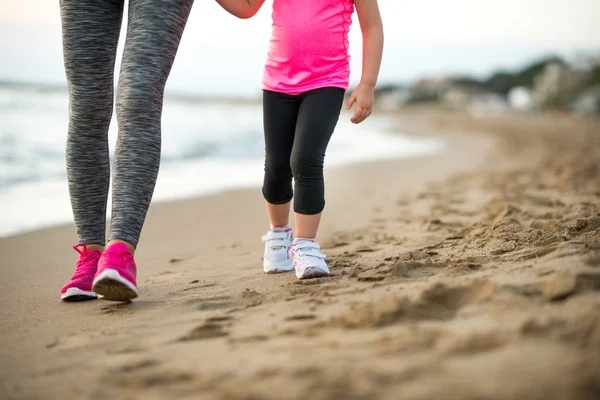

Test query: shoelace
[101,247,134,267]
[71,243,99,280]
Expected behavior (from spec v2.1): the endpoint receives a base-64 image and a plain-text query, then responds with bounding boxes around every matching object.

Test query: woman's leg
[291,87,345,239]
[59,0,124,300]
[109,0,194,251]
[60,0,124,248]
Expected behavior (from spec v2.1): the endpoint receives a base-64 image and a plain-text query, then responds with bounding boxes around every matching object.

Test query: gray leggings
[60,0,193,247]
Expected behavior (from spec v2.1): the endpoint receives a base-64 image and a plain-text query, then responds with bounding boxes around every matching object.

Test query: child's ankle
[270,224,291,230]
[293,237,315,244]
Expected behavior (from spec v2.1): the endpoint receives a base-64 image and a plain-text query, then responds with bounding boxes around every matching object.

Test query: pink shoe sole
[61,287,98,302]
[92,269,138,302]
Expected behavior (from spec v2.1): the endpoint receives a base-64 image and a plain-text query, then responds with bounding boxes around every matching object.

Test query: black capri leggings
[262,87,345,215]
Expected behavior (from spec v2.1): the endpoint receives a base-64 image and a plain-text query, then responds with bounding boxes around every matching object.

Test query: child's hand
[346,83,374,124]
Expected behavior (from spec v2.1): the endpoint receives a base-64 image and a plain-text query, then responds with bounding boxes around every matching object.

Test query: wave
[0,85,445,237]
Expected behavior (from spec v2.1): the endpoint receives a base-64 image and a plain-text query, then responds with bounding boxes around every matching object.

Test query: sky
[1,0,599,97]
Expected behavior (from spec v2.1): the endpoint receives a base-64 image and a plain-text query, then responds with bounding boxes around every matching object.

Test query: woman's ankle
[107,239,136,254]
[85,243,105,252]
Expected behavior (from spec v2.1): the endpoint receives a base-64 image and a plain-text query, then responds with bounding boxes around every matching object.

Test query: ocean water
[0,84,444,237]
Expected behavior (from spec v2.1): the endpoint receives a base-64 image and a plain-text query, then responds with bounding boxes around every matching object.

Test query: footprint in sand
[183,282,217,292]
[96,368,195,395]
[357,275,386,282]
[205,315,233,323]
[179,323,230,341]
[355,246,375,253]
[106,345,146,355]
[228,334,270,343]
[118,359,160,373]
[187,295,232,311]
[338,281,496,328]
[179,313,235,342]
[285,314,317,321]
[100,303,135,315]
[390,261,446,279]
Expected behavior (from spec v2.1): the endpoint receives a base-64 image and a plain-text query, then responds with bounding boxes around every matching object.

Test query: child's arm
[346,0,384,124]
[215,0,265,19]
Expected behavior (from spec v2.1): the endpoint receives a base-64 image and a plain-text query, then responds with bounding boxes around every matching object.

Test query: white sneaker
[291,240,329,279]
[261,227,294,273]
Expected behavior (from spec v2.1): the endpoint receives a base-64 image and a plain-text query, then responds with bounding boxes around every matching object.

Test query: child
[217,0,384,279]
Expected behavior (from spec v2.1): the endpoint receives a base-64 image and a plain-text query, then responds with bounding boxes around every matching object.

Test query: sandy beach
[1,108,599,400]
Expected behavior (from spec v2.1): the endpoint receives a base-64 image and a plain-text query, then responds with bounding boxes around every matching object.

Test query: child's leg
[291,87,345,239]
[294,213,321,239]
[262,90,301,226]
[267,203,290,228]
[261,90,300,273]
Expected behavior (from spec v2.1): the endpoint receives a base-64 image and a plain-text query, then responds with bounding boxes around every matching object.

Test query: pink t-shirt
[262,0,355,95]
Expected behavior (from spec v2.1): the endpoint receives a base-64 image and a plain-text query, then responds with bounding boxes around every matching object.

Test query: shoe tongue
[107,243,130,254]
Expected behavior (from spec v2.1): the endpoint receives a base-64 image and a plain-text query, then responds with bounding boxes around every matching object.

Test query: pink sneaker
[61,244,101,301]
[92,243,138,301]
